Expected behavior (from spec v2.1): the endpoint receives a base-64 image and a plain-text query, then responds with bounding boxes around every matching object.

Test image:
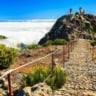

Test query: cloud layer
[0,20,55,47]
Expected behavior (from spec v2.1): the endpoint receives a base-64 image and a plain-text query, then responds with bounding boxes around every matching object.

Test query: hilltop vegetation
[42,39,68,46]
[90,39,96,46]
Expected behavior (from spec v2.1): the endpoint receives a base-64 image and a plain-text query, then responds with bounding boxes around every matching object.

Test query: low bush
[0,35,7,39]
[43,39,67,46]
[42,40,53,46]
[27,44,39,49]
[47,66,67,90]
[21,66,67,90]
[53,39,67,45]
[17,43,27,49]
[90,40,96,46]
[0,44,18,68]
[21,66,49,87]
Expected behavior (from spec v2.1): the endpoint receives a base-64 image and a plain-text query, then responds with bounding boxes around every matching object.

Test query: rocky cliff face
[39,11,96,44]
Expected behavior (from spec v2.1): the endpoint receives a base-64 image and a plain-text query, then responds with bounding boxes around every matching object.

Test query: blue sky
[0,0,96,20]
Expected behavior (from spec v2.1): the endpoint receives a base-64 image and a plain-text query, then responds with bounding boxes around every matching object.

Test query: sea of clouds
[0,19,55,47]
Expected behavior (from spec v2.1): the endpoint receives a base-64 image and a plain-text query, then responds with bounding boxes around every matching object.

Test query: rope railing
[0,49,59,80]
[0,49,60,96]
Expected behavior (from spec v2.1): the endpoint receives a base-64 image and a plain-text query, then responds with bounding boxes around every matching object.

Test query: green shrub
[17,43,27,49]
[21,66,67,90]
[43,40,53,46]
[27,44,39,49]
[43,39,67,46]
[21,66,49,87]
[0,44,18,68]
[46,66,67,90]
[90,40,96,46]
[0,35,7,39]
[53,39,67,45]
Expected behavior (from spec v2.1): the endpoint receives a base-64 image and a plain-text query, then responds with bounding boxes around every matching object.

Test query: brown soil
[0,45,68,74]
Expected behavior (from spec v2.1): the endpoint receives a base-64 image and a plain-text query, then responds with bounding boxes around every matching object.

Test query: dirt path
[54,39,96,96]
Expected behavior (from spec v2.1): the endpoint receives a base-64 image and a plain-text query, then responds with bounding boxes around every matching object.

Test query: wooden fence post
[8,73,12,96]
[68,43,70,59]
[52,53,54,72]
[70,41,72,52]
[92,46,94,62]
[63,45,65,66]
[72,41,74,50]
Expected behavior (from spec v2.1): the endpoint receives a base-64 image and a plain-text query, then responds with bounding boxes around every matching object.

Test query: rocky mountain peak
[39,9,96,44]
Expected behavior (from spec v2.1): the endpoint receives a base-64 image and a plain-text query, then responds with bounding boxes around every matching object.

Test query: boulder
[14,83,52,96]
[31,83,52,96]
[0,79,4,88]
[83,91,96,96]
[0,88,8,96]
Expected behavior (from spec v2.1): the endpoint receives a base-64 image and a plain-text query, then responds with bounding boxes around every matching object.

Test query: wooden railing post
[68,43,70,59]
[52,53,54,72]
[92,46,94,62]
[70,41,71,52]
[73,40,74,50]
[8,73,12,96]
[63,45,65,66]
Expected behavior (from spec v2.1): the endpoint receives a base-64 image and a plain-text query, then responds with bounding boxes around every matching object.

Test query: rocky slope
[39,10,96,44]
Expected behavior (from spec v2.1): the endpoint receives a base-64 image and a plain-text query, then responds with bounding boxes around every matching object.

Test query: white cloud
[0,19,56,47]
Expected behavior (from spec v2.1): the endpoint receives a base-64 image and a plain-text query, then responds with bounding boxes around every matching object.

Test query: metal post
[8,73,12,96]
